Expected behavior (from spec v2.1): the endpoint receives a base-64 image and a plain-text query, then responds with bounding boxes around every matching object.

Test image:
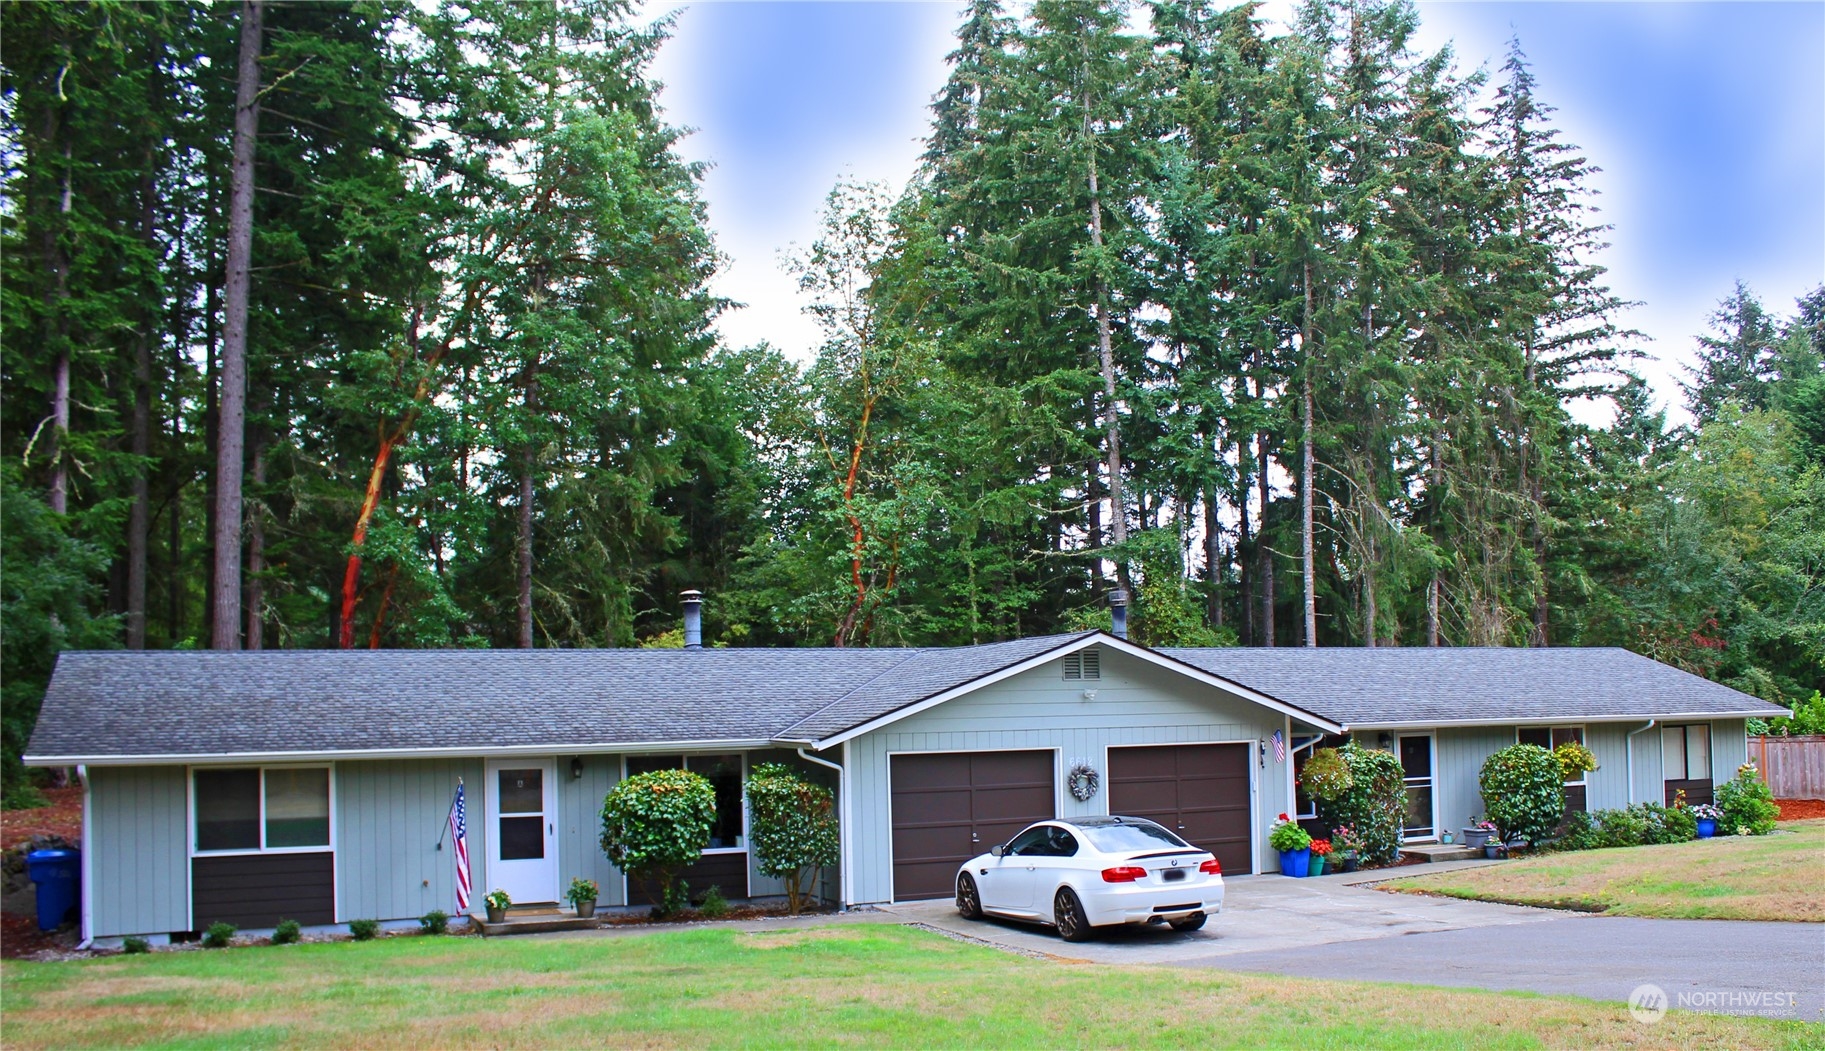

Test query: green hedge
[600,768,716,914]
[1478,744,1565,846]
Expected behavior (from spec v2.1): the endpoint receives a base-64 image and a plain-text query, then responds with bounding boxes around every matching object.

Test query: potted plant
[1332,825,1364,872]
[484,888,511,924]
[1483,839,1504,860]
[1690,803,1723,839]
[1269,814,1312,877]
[1462,818,1496,850]
[1308,838,1332,876]
[566,877,599,919]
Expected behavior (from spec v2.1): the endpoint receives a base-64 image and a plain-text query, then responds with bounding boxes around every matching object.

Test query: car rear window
[1080,821,1190,853]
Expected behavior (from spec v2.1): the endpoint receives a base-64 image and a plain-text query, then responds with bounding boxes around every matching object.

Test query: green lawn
[2,923,1815,1049]
[1388,819,1825,921]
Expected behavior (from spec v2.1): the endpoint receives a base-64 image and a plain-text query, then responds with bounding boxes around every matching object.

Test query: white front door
[486,759,558,905]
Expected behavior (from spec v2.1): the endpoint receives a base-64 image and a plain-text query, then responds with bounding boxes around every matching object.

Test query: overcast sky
[645,0,1825,423]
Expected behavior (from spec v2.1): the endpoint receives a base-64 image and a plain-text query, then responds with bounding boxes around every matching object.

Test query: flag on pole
[448,781,472,912]
[1271,730,1286,763]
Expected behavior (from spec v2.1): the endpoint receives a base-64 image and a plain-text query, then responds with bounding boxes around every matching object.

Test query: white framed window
[1517,726,1588,786]
[624,753,747,851]
[191,766,332,855]
[1661,724,1712,782]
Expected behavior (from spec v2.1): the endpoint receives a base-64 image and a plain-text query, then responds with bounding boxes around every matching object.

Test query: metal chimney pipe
[681,590,703,649]
[1109,588,1129,640]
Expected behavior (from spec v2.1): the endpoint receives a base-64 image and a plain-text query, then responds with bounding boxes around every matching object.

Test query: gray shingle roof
[26,638,1784,763]
[24,635,1095,761]
[1160,646,1787,726]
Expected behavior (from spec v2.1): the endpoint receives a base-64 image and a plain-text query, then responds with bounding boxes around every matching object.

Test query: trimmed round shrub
[202,921,236,948]
[1316,742,1405,865]
[122,936,151,955]
[272,918,302,945]
[747,762,838,915]
[1479,744,1566,846]
[348,919,380,942]
[600,768,716,914]
[1715,763,1779,835]
[419,910,449,935]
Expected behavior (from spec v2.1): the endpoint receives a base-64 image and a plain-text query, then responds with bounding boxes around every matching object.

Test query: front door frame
[1396,732,1438,843]
[484,757,559,905]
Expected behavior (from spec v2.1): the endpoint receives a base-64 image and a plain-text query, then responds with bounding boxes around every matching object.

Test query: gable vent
[1062,649,1100,681]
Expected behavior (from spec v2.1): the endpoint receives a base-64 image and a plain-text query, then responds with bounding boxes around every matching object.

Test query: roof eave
[1340,711,1782,731]
[23,737,779,768]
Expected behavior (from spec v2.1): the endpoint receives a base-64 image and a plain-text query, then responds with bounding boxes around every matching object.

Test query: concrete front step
[1401,843,1486,863]
[478,907,602,936]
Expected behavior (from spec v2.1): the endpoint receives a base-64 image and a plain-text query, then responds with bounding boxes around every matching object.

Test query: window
[1078,820,1188,853]
[1008,826,1078,857]
[193,767,330,853]
[1062,650,1100,681]
[626,754,746,850]
[1518,726,1588,812]
[1005,825,1051,856]
[1662,724,1711,782]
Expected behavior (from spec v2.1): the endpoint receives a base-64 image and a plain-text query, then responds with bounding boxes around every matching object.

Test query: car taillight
[1100,866,1147,883]
[1199,858,1222,875]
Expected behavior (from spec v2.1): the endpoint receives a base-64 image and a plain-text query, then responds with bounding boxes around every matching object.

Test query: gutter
[1625,719,1658,805]
[77,764,92,950]
[1340,711,1776,732]
[25,738,777,768]
[795,746,851,911]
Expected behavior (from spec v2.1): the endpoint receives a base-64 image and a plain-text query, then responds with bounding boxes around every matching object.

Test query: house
[24,596,1785,946]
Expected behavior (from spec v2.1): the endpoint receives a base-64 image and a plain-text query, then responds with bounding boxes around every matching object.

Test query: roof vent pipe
[681,590,703,649]
[1109,588,1129,640]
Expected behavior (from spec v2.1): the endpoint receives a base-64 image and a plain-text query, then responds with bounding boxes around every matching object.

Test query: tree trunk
[1084,94,1128,595]
[1427,574,1440,647]
[1257,427,1274,648]
[211,0,262,650]
[127,175,155,648]
[1363,566,1376,648]
[1300,261,1317,648]
[517,446,535,649]
[1237,450,1253,646]
[243,440,265,650]
[1204,485,1222,629]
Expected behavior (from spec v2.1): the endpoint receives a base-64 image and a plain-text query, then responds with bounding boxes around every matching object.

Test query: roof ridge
[771,649,932,739]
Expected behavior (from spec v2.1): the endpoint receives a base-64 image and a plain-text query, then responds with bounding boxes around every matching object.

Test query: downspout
[77,765,92,949]
[1625,720,1657,805]
[796,746,850,911]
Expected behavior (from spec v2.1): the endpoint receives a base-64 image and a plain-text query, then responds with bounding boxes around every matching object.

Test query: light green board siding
[1584,723,1632,810]
[555,754,626,907]
[1711,720,1748,782]
[845,646,1302,903]
[1433,728,1515,835]
[336,758,485,922]
[88,766,189,937]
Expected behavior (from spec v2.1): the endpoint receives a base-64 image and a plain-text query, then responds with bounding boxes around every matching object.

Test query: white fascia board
[1343,712,1779,731]
[24,738,777,768]
[792,632,1343,749]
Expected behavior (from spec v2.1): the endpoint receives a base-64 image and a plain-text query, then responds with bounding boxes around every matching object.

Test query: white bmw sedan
[954,815,1224,941]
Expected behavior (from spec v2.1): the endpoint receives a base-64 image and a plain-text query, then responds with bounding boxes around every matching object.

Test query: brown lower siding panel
[629,851,748,907]
[192,852,335,930]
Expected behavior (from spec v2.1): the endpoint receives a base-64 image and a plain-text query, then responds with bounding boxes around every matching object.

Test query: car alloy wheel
[1168,911,1206,932]
[956,873,983,920]
[1054,887,1092,942]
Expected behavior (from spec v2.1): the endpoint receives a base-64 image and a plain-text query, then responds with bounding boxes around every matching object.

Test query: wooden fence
[1751,735,1825,799]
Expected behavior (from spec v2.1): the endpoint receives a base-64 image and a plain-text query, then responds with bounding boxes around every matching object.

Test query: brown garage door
[890,750,1055,901]
[1109,743,1253,875]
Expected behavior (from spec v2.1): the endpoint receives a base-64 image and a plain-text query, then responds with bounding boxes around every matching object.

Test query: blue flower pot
[1696,818,1717,839]
[1279,847,1311,877]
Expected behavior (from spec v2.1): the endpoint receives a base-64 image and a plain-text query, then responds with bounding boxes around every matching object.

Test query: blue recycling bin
[26,849,79,931]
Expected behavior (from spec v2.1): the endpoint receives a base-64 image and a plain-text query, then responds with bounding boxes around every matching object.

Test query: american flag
[449,782,472,912]
[1272,730,1286,763]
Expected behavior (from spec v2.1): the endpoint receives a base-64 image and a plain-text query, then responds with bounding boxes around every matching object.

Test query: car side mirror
[988,844,1005,857]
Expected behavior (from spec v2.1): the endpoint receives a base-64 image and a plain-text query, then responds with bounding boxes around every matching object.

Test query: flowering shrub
[1308,838,1333,857]
[1331,825,1365,856]
[1301,748,1354,801]
[600,768,716,913]
[1268,814,1312,852]
[1689,803,1723,821]
[1715,763,1778,835]
[1315,743,1405,865]
[1478,744,1565,846]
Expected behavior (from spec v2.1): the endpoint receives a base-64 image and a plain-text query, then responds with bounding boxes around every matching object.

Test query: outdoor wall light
[1081,689,1097,702]
[1377,732,1393,751]
[570,756,584,780]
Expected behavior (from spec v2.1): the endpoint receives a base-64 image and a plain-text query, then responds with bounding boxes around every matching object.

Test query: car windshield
[1078,820,1191,853]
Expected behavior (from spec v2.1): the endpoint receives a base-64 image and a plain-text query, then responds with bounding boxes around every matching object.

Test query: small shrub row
[1553,803,1695,850]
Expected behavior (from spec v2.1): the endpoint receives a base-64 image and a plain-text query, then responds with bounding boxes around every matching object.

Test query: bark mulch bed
[601,903,838,926]
[1,787,83,853]
[1,910,80,960]
[1776,798,1825,821]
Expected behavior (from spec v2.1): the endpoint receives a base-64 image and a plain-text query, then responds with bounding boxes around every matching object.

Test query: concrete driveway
[878,867,1825,1021]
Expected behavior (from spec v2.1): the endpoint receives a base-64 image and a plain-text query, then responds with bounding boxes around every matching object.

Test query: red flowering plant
[1308,838,1333,857]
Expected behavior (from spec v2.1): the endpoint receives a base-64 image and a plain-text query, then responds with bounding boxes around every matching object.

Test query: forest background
[3,0,1820,804]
